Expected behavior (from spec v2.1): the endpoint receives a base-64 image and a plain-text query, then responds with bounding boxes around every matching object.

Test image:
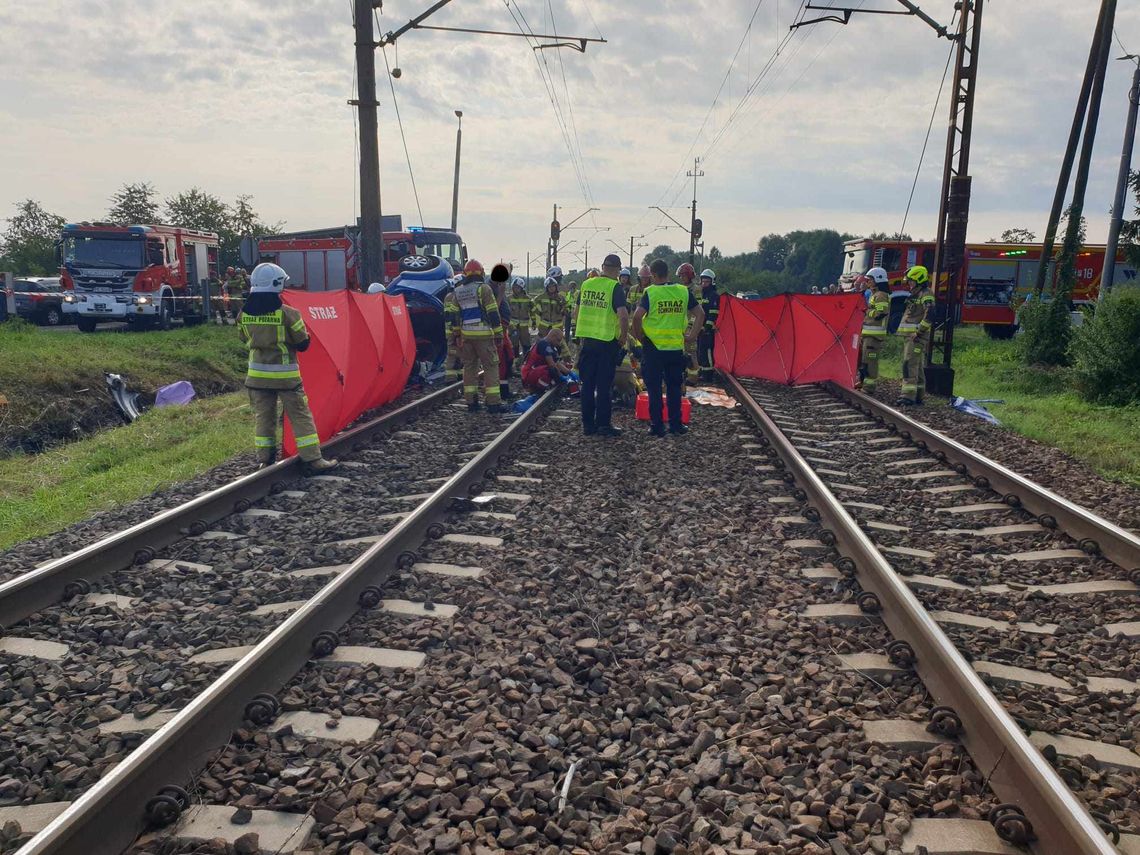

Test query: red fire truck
[839,237,1137,337]
[254,224,467,291]
[58,223,220,332]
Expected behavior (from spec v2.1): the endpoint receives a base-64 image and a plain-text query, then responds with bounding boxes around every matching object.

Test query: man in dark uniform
[632,259,704,436]
[575,254,629,437]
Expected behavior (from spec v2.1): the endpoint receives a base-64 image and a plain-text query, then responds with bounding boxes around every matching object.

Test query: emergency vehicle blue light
[127,226,148,234]
[63,223,79,231]
[408,226,424,232]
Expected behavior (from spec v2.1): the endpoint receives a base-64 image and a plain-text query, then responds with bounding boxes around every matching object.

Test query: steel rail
[826,382,1140,575]
[18,385,559,855]
[725,373,1117,855]
[0,382,462,630]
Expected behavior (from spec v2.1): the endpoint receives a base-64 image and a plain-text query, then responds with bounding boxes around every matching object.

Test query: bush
[1017,297,1072,366]
[1071,288,1140,404]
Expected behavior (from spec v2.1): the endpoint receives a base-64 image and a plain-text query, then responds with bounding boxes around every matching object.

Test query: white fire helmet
[866,267,889,286]
[546,266,563,281]
[367,282,386,294]
[250,263,289,293]
[700,269,716,283]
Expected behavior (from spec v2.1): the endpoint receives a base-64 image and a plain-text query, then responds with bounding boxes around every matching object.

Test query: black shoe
[648,424,667,437]
[895,398,917,407]
[583,426,597,436]
[669,424,689,435]
[468,401,483,412]
[486,403,505,414]
[596,425,623,437]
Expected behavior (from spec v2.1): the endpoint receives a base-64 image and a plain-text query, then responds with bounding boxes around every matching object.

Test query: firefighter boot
[257,448,277,471]
[499,382,517,403]
[304,457,340,476]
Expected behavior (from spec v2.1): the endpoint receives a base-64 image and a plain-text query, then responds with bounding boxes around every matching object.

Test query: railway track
[0,375,1136,854]
[726,374,1140,855]
[0,380,562,854]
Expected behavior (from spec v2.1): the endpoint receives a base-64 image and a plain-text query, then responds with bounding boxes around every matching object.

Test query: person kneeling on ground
[238,263,338,474]
[521,328,571,393]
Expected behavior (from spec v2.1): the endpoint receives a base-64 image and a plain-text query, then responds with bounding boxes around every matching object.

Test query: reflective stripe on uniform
[249,361,300,373]
[897,322,919,334]
[254,436,275,448]
[861,328,888,337]
[294,433,320,448]
[248,368,301,380]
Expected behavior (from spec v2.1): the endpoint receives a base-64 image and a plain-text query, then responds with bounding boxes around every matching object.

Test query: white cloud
[1,0,1138,272]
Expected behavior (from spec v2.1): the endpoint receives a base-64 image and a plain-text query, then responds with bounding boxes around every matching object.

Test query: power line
[380,45,425,227]
[901,32,958,237]
[505,0,593,204]
[618,1,802,242]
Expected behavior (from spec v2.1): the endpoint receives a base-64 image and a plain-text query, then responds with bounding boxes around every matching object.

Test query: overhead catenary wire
[380,44,426,227]
[504,0,594,205]
[900,29,958,238]
[614,2,785,240]
[618,1,811,241]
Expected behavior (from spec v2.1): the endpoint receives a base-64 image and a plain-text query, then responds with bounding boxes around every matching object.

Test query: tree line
[0,183,280,274]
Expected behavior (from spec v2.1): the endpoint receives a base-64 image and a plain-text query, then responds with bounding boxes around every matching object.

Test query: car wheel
[77,316,98,333]
[399,254,441,274]
[41,306,62,326]
[158,299,173,330]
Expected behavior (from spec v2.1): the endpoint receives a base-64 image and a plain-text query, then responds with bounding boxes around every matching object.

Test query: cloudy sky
[1,1,1138,274]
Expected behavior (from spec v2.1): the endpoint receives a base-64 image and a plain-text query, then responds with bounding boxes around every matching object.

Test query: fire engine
[58,223,219,332]
[839,237,1137,337]
[254,221,467,291]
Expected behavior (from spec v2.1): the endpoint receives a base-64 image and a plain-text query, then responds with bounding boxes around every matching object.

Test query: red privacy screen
[714,293,865,388]
[280,290,414,455]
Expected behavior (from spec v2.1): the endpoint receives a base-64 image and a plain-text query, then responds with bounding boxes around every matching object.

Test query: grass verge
[0,392,250,549]
[0,320,247,452]
[879,326,1140,487]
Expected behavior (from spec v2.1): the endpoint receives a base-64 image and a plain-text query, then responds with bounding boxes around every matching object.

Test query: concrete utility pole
[352,0,384,288]
[687,158,705,265]
[1103,55,1140,299]
[1036,0,1113,295]
[451,110,463,232]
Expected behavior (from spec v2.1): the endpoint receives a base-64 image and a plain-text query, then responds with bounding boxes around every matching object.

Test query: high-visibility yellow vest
[642,284,688,350]
[574,276,619,342]
[862,290,890,337]
[239,307,307,389]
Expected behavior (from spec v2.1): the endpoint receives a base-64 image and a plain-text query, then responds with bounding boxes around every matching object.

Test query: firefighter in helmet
[676,263,700,386]
[696,268,720,381]
[859,267,891,394]
[238,263,338,474]
[451,260,505,412]
[897,265,934,405]
[443,290,463,383]
[225,266,247,324]
[507,277,533,372]
[533,277,567,338]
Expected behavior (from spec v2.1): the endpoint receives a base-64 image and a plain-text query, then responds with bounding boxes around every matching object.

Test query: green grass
[0,392,250,549]
[0,320,247,451]
[879,326,1140,487]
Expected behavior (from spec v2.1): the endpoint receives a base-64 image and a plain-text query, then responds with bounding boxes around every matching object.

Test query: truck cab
[59,223,219,331]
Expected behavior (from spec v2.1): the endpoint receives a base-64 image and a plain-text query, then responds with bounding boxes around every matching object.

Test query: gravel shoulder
[870,379,1140,532]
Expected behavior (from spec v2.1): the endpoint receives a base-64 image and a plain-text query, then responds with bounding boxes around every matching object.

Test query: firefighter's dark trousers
[460,336,501,405]
[860,335,883,393]
[509,324,531,370]
[248,386,321,463]
[697,328,716,379]
[901,334,928,403]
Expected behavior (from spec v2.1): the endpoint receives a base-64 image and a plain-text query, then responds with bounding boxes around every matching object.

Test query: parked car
[13,277,70,326]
